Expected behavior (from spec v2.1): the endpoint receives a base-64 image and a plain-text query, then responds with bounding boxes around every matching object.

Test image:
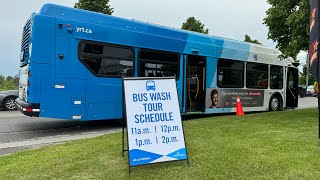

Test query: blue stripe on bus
[206,57,218,88]
[220,40,251,61]
[183,33,224,57]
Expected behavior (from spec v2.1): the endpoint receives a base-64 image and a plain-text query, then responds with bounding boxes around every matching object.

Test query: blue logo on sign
[253,54,258,61]
[146,80,156,91]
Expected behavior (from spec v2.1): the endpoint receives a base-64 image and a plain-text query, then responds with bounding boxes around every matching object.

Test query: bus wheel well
[269,93,283,111]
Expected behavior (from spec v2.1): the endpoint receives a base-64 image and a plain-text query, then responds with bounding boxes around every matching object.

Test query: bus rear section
[16,14,41,117]
[16,5,124,120]
[16,9,86,120]
[16,9,83,119]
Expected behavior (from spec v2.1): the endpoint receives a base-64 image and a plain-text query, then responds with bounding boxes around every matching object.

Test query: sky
[0,0,307,76]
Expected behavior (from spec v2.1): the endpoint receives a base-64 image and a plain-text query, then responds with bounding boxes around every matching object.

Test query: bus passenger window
[148,71,155,77]
[83,44,103,54]
[79,41,134,77]
[246,62,268,89]
[139,49,179,79]
[270,66,283,89]
[217,59,244,88]
[81,56,102,74]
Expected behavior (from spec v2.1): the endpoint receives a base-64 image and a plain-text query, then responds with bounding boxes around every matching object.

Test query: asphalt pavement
[0,96,318,156]
[297,96,318,109]
[0,111,122,155]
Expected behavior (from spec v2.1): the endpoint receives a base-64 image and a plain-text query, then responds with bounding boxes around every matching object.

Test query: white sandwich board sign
[123,77,188,167]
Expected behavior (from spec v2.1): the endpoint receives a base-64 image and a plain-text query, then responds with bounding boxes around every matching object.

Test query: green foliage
[244,34,262,45]
[74,0,113,15]
[1,109,320,179]
[264,0,309,60]
[299,63,315,85]
[0,75,4,82]
[0,75,18,91]
[181,17,209,34]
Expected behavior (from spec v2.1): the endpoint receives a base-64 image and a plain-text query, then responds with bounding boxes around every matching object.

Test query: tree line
[0,75,19,91]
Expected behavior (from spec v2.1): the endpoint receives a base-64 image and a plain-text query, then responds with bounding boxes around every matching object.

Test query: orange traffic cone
[236,96,244,116]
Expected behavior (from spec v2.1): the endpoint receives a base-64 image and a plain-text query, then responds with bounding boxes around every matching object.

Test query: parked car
[0,90,18,110]
[306,85,316,97]
[299,85,307,98]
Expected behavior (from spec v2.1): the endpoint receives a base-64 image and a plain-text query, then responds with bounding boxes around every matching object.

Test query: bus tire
[269,95,282,111]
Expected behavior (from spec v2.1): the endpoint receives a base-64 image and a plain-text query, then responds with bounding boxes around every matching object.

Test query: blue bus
[16,4,298,120]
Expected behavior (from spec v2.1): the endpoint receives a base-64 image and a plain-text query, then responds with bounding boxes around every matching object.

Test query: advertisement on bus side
[206,89,264,109]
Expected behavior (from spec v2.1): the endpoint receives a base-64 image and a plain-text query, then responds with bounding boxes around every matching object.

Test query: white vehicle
[306,85,316,96]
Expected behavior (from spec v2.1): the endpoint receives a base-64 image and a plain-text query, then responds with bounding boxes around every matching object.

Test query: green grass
[1,109,320,179]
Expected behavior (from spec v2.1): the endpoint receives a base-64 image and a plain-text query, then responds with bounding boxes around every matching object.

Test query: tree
[74,0,114,15]
[6,76,12,82]
[244,34,262,45]
[181,17,209,34]
[12,75,19,85]
[0,75,19,91]
[264,0,309,60]
[299,63,315,85]
[0,75,4,82]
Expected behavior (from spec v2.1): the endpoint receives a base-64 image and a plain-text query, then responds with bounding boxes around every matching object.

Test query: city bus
[16,3,298,120]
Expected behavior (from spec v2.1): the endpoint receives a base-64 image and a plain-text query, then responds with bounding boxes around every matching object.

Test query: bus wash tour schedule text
[123,78,187,166]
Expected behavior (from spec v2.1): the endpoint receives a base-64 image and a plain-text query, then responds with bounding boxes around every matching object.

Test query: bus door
[286,67,298,108]
[186,55,206,112]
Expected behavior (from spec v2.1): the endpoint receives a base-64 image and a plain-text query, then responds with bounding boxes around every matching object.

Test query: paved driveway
[297,96,318,109]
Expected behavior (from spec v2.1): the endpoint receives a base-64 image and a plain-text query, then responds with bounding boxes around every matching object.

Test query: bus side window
[79,41,134,77]
[156,71,162,77]
[246,62,268,89]
[148,71,155,77]
[217,59,244,88]
[138,49,179,79]
[270,65,283,89]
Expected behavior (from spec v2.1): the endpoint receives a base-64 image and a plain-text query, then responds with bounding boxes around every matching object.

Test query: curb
[0,128,121,149]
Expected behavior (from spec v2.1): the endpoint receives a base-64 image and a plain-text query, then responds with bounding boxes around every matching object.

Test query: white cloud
[297,51,308,72]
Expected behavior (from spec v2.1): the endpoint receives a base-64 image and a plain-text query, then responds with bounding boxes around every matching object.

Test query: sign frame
[122,77,189,173]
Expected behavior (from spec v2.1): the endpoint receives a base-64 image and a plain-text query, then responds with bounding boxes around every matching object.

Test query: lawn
[0,108,320,179]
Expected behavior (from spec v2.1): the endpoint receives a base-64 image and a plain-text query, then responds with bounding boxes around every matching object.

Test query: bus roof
[38,3,294,66]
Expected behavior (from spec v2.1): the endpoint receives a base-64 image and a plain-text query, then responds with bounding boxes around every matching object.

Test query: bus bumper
[15,98,40,117]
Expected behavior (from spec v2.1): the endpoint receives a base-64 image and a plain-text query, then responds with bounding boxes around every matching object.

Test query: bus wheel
[269,96,280,111]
